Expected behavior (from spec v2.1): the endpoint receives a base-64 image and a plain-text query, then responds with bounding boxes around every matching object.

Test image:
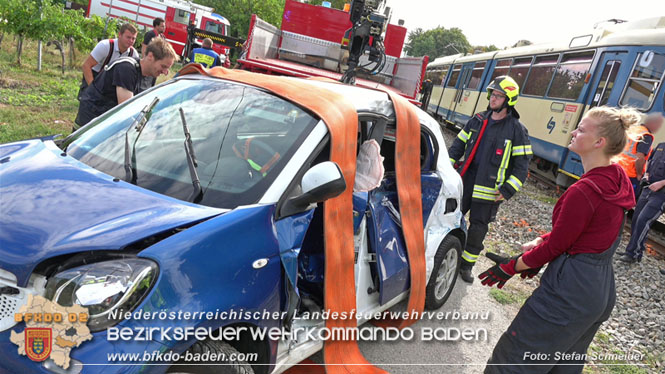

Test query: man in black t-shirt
[75,38,177,129]
[142,17,166,56]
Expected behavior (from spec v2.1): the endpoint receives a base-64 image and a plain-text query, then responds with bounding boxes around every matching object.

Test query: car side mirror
[281,161,346,217]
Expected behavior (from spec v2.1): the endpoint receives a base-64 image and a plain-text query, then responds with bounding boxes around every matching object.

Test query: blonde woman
[480,107,637,373]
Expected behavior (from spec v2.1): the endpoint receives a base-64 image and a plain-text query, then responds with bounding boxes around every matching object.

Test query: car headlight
[44,258,158,332]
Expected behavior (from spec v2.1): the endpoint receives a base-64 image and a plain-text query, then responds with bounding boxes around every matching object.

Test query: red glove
[519,266,542,279]
[478,253,520,289]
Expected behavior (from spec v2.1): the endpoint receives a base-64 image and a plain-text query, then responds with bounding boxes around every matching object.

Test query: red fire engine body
[237,0,428,105]
[86,0,230,59]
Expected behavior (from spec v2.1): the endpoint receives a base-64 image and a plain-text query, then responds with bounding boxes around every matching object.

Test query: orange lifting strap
[176,65,425,373]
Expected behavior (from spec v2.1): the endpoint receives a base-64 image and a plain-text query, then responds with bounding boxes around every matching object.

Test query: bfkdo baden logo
[10,295,92,369]
[24,328,52,362]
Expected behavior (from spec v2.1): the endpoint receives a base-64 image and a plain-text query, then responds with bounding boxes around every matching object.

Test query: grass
[488,288,529,305]
[0,35,177,144]
[0,37,81,143]
[524,189,558,205]
[483,240,522,257]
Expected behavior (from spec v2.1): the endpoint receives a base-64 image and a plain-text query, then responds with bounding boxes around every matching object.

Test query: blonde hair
[585,106,640,156]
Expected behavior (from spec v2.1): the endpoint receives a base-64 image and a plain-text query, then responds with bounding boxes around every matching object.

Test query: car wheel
[425,235,461,310]
[167,340,255,374]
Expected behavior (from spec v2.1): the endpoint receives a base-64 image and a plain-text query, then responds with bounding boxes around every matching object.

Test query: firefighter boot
[459,266,474,284]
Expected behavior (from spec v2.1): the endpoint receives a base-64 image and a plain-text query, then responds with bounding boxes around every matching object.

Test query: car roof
[178,74,397,118]
[288,78,396,117]
[174,73,442,135]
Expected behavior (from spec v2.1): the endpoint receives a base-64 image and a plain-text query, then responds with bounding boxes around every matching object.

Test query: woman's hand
[521,237,544,252]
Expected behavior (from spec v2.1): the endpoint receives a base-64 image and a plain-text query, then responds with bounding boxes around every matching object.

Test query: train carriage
[425,54,463,117]
[426,17,665,185]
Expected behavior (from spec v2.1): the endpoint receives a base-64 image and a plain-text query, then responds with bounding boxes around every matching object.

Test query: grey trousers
[485,243,618,374]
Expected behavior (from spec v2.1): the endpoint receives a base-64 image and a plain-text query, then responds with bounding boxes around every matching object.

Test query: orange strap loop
[177,65,424,373]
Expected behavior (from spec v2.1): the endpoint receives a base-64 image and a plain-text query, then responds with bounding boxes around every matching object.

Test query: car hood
[0,140,225,286]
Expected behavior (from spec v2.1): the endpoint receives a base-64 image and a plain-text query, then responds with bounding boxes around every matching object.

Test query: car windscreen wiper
[124,97,160,184]
[179,107,203,203]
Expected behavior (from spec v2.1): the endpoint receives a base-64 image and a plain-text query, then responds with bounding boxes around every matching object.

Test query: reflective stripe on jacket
[448,109,532,202]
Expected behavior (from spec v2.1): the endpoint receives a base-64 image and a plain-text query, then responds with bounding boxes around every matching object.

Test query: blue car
[0,72,465,374]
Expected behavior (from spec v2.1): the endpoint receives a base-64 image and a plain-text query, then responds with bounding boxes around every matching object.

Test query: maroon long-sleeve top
[522,163,635,268]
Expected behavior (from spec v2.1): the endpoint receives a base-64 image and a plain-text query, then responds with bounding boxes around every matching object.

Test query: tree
[0,0,120,69]
[200,0,286,38]
[2,0,43,65]
[473,45,499,53]
[42,5,88,73]
[404,26,471,59]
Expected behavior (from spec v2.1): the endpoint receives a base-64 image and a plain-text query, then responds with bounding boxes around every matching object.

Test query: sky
[387,0,664,49]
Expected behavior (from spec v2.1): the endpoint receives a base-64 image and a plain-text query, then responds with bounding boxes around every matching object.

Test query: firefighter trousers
[485,237,619,373]
[460,177,501,269]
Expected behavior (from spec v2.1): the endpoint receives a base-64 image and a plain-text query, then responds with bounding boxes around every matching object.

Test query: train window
[468,62,487,90]
[548,51,594,100]
[439,65,450,86]
[508,57,532,88]
[174,10,191,25]
[426,65,448,86]
[490,59,511,83]
[523,54,559,96]
[620,51,665,110]
[425,68,439,84]
[447,64,462,88]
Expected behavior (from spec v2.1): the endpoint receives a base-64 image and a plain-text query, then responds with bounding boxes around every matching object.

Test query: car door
[366,124,442,305]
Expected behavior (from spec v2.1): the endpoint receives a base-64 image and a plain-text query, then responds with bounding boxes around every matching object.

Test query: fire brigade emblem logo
[25,328,52,362]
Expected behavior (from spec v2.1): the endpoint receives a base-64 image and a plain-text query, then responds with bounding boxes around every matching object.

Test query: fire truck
[86,0,231,59]
[237,0,429,105]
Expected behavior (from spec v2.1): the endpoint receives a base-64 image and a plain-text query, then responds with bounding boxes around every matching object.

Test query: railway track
[440,124,665,259]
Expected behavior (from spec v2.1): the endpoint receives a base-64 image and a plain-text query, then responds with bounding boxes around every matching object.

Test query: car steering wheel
[232,138,281,178]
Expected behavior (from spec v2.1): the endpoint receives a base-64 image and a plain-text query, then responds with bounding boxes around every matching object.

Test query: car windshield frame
[65,76,320,209]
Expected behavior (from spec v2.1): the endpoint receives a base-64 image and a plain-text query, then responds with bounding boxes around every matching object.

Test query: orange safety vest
[617,125,653,178]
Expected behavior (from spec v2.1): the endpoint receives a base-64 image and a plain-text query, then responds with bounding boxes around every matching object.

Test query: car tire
[424,235,462,310]
[167,340,255,374]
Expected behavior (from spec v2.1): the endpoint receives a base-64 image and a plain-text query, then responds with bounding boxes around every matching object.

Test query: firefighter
[619,139,665,264]
[616,112,663,199]
[480,106,637,373]
[142,17,166,56]
[79,23,138,102]
[189,38,223,68]
[75,38,176,128]
[448,76,532,283]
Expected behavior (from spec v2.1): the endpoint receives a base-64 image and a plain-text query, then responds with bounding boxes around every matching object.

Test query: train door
[451,61,486,126]
[447,63,474,127]
[559,51,630,179]
[439,64,462,125]
[588,52,628,109]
